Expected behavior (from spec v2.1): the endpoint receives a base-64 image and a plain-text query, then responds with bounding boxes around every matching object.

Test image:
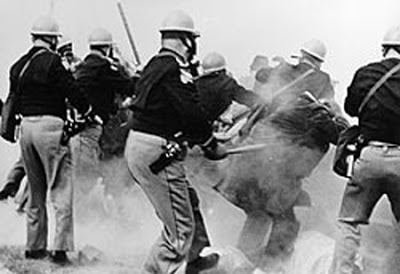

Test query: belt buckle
[382,145,389,153]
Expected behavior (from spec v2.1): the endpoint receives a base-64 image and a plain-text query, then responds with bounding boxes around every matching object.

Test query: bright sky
[1,0,400,104]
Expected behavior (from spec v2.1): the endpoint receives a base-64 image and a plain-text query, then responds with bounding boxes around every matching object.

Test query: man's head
[382,25,400,57]
[201,52,226,74]
[31,16,62,51]
[159,10,199,62]
[298,39,327,69]
[250,55,269,73]
[88,27,113,57]
[57,35,73,61]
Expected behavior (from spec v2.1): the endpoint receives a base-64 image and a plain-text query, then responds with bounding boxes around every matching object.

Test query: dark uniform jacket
[131,48,212,143]
[74,51,134,124]
[11,46,89,119]
[345,58,400,145]
[195,70,261,122]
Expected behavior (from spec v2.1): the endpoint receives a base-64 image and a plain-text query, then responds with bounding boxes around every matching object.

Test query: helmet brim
[300,48,324,62]
[159,27,200,37]
[31,31,62,37]
[382,42,400,46]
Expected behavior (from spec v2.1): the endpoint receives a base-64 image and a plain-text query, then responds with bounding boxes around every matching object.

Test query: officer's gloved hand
[201,136,228,161]
[76,106,103,126]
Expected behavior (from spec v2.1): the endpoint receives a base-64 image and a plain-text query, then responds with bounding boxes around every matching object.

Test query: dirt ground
[0,149,398,273]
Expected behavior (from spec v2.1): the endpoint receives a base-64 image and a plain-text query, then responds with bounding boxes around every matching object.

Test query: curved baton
[116,0,141,66]
[226,143,267,155]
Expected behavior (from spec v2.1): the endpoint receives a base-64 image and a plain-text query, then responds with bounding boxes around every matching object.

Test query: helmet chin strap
[179,35,197,61]
[180,35,199,76]
[41,36,58,51]
[383,46,400,57]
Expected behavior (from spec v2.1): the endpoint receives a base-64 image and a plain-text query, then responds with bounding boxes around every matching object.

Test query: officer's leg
[20,119,49,252]
[237,210,273,260]
[383,151,400,274]
[330,146,383,274]
[185,185,219,274]
[71,124,103,223]
[38,117,74,253]
[187,185,211,262]
[49,147,74,251]
[0,155,26,200]
[125,131,194,274]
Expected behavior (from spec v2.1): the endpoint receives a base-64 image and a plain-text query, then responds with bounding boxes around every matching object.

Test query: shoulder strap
[16,49,47,93]
[358,62,400,114]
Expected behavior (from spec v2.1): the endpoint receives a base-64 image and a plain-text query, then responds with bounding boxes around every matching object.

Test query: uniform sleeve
[49,55,90,114]
[229,76,264,108]
[344,67,374,117]
[163,67,212,144]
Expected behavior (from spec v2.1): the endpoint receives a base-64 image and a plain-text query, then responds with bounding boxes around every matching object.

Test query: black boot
[0,183,19,200]
[25,249,49,260]
[185,253,220,274]
[50,250,72,266]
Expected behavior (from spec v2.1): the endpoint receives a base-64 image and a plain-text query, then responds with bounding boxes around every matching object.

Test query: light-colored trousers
[331,143,400,274]
[20,115,74,251]
[71,123,103,199]
[125,130,210,274]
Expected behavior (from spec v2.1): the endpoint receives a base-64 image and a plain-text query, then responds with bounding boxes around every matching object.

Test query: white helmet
[202,52,226,73]
[31,16,62,37]
[88,28,113,46]
[159,10,200,37]
[382,25,400,46]
[57,35,72,49]
[300,39,327,62]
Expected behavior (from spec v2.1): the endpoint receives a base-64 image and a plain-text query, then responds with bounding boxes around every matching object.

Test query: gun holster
[149,133,187,174]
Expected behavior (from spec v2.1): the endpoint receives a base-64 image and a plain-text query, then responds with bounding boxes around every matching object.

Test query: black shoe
[50,251,72,266]
[185,253,220,274]
[0,191,7,200]
[25,249,49,260]
[0,184,18,200]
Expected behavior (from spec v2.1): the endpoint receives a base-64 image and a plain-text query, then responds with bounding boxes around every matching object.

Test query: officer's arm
[229,76,265,108]
[49,55,90,114]
[344,67,374,117]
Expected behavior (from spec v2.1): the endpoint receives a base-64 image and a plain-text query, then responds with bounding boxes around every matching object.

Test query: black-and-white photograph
[0,0,400,273]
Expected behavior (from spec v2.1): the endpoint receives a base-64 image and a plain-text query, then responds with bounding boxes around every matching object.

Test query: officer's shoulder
[354,61,382,76]
[150,54,179,72]
[43,49,60,60]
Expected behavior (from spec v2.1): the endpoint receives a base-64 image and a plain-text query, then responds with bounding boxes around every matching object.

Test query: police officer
[258,39,337,108]
[10,16,91,264]
[0,36,79,205]
[196,52,262,123]
[57,35,81,73]
[125,10,227,274]
[239,55,270,90]
[330,26,400,274]
[72,27,135,219]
